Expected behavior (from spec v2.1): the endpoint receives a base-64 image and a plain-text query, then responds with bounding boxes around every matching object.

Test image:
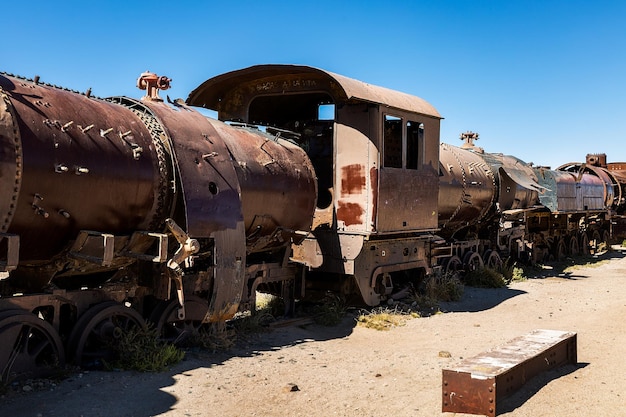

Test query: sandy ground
[1,252,626,417]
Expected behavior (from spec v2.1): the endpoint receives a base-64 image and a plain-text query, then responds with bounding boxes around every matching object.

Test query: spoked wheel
[568,236,580,256]
[579,233,590,256]
[0,310,65,382]
[443,255,463,275]
[68,302,146,368]
[150,296,209,345]
[463,251,484,272]
[482,250,503,271]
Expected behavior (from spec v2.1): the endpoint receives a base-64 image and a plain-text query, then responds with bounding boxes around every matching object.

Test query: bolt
[54,164,68,173]
[61,121,74,132]
[131,144,142,160]
[35,208,49,218]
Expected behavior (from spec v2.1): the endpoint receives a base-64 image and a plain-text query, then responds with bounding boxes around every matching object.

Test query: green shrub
[106,325,184,372]
[425,272,464,301]
[311,293,346,326]
[463,267,507,288]
[501,258,526,283]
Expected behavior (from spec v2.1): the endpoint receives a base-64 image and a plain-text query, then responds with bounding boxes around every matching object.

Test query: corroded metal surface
[0,74,169,266]
[535,169,608,212]
[0,88,22,235]
[0,310,65,381]
[187,64,441,118]
[141,99,243,238]
[557,162,619,209]
[442,329,577,417]
[141,99,247,322]
[207,120,317,253]
[438,143,496,236]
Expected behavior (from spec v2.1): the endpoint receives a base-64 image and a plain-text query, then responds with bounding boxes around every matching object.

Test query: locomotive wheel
[602,230,611,248]
[443,255,462,275]
[482,250,503,271]
[553,238,567,261]
[579,233,590,256]
[67,302,146,368]
[463,251,484,272]
[150,296,209,345]
[568,236,580,256]
[590,230,602,254]
[0,310,65,382]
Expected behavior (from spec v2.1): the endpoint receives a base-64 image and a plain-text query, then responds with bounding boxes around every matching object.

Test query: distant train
[0,64,624,381]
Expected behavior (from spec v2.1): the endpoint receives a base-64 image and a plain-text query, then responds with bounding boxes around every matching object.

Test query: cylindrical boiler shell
[0,74,170,262]
[207,120,317,253]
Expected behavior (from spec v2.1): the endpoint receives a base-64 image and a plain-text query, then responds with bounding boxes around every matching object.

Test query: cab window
[383,114,423,170]
[406,121,423,170]
[383,115,402,168]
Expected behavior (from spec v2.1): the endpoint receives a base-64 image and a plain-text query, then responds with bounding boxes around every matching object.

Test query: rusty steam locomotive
[1,64,625,381]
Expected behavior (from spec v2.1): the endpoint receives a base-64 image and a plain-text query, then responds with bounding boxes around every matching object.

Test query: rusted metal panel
[536,170,607,212]
[438,143,496,236]
[207,121,317,253]
[557,162,619,209]
[187,65,441,119]
[377,166,439,232]
[335,123,377,233]
[352,236,430,306]
[607,162,626,171]
[478,152,541,212]
[141,101,247,322]
[0,75,168,264]
[0,88,21,236]
[142,101,243,238]
[442,329,577,417]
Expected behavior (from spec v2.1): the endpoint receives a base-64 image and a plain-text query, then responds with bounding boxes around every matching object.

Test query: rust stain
[341,164,366,195]
[337,201,364,226]
[370,167,378,229]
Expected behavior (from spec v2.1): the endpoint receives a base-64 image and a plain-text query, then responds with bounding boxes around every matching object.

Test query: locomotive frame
[0,64,624,382]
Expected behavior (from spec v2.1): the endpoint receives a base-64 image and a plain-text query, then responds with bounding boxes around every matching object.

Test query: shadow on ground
[0,314,358,417]
[1,250,622,416]
[439,285,528,313]
[498,362,589,415]
[522,249,625,280]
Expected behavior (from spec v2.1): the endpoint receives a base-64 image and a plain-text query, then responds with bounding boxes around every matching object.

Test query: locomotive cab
[188,65,442,305]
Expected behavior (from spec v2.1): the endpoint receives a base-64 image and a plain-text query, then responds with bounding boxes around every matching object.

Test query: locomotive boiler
[437,133,623,268]
[0,69,317,381]
[0,63,623,383]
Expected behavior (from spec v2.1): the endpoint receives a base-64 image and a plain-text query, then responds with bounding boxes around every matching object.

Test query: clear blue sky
[3,0,625,168]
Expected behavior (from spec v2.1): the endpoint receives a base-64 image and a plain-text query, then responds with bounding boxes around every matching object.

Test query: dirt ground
[1,251,626,417]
